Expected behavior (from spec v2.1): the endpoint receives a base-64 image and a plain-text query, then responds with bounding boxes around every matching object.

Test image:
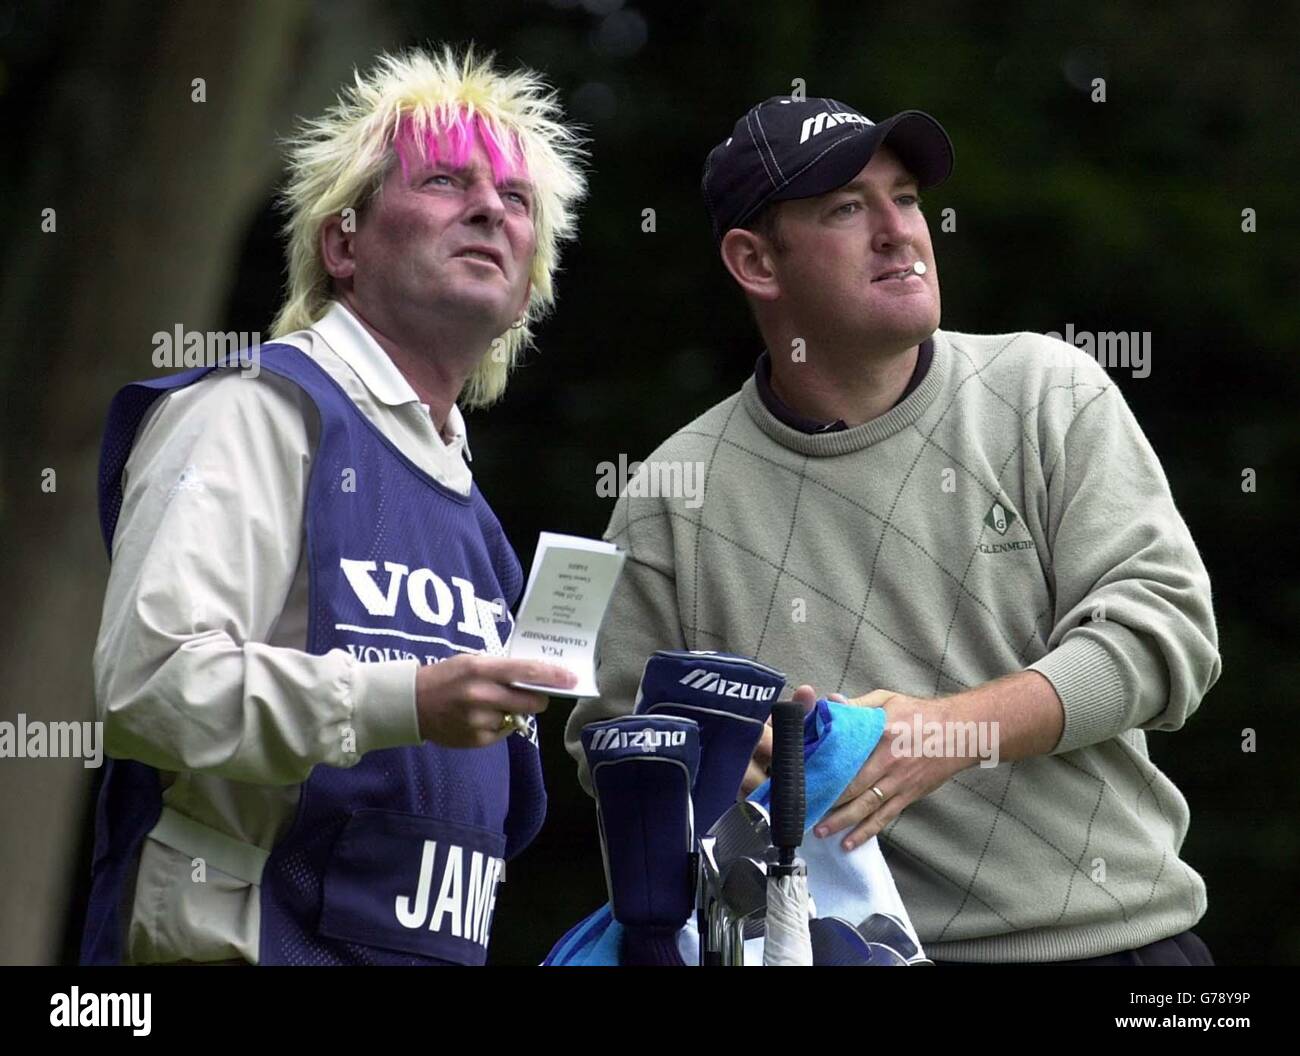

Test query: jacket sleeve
[1027,369,1221,754]
[94,370,420,785]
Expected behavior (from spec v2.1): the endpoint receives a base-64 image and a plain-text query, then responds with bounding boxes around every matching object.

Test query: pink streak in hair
[393,110,525,185]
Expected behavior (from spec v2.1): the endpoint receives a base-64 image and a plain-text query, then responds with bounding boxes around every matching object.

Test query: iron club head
[707,800,772,865]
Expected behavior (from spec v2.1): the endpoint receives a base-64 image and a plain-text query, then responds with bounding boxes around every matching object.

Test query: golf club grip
[769,700,805,853]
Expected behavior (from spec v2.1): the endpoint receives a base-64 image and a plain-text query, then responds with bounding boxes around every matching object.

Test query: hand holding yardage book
[506,533,625,698]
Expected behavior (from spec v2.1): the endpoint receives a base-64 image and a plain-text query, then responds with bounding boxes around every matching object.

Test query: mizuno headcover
[581,715,700,965]
[634,650,786,835]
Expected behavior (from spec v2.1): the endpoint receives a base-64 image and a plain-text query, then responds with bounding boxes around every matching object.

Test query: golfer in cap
[567,95,1220,965]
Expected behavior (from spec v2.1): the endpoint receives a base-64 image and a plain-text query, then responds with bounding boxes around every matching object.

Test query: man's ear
[720,228,781,302]
[320,213,357,283]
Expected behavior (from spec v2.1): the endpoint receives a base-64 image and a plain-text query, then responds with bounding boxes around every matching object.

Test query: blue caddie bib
[80,344,544,965]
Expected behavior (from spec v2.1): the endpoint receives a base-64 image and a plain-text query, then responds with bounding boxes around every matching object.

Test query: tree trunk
[0,0,399,964]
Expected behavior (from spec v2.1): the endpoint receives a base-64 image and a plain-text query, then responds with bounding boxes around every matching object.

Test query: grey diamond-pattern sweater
[566,328,1221,962]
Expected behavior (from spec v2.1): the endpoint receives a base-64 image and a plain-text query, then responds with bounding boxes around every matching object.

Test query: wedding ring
[870,785,886,803]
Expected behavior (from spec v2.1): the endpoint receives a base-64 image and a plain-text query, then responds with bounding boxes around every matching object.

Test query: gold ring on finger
[870,785,886,803]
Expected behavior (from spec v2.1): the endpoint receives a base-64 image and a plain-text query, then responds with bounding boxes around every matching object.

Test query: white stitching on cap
[764,97,866,192]
[775,129,867,191]
[753,107,786,181]
[745,110,778,188]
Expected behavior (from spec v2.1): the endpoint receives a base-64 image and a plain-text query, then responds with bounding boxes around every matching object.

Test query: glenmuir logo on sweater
[979,499,1036,554]
[984,501,1016,536]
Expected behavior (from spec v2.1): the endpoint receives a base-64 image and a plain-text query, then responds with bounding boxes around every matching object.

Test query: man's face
[345,136,536,338]
[766,145,940,349]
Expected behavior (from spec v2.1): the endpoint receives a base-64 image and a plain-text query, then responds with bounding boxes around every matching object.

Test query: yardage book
[506,532,625,698]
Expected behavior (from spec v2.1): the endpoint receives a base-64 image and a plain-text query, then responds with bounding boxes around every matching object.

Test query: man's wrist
[939,670,1064,763]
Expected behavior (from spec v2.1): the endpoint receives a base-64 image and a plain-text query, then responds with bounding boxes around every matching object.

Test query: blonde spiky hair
[272,45,587,409]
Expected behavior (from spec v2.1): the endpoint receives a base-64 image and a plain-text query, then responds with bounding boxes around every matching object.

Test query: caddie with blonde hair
[82,46,586,965]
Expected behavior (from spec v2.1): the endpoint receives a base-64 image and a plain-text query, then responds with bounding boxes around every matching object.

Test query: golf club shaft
[765,701,812,965]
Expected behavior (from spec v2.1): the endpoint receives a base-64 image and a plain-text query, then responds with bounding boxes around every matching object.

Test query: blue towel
[544,699,890,966]
[750,698,886,825]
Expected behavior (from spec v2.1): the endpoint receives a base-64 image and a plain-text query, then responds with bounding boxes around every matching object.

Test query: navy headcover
[634,650,786,835]
[581,715,700,966]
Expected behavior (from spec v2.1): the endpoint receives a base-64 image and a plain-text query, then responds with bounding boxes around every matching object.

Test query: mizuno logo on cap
[798,111,873,144]
[678,669,778,701]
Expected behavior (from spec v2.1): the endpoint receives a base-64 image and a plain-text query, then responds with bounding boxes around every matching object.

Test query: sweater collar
[742,331,949,456]
[754,338,934,434]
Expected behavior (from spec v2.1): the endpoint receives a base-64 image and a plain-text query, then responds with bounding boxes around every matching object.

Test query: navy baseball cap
[702,96,954,242]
